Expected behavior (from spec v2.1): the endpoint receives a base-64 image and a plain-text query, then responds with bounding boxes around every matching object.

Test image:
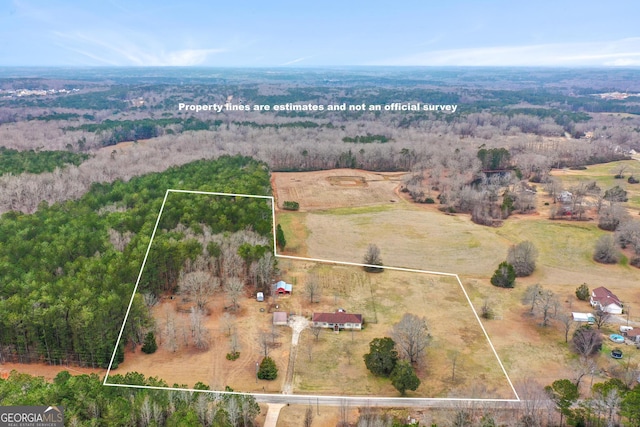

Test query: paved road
[252,393,522,409]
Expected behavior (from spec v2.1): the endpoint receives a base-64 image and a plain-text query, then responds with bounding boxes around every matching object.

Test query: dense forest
[0,155,272,368]
[0,370,261,426]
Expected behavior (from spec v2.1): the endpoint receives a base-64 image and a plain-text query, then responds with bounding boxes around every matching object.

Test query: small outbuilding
[256,292,264,302]
[572,312,595,324]
[273,312,288,326]
[275,280,293,295]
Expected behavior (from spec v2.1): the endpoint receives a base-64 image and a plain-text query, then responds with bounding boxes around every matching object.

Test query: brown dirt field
[271,169,404,211]
[0,363,104,381]
[116,294,291,393]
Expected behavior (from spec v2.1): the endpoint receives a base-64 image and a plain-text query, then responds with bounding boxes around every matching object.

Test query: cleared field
[303,205,509,277]
[271,169,404,211]
[274,167,640,397]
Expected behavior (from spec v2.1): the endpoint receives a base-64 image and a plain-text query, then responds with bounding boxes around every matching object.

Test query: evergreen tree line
[0,370,261,427]
[0,146,88,176]
[0,156,273,368]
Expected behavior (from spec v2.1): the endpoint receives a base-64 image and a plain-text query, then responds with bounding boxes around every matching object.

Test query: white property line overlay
[104,189,520,403]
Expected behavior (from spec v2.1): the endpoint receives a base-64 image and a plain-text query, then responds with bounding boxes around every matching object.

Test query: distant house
[312,311,363,331]
[557,191,573,204]
[273,312,288,326]
[275,280,293,295]
[590,286,623,315]
[627,329,640,343]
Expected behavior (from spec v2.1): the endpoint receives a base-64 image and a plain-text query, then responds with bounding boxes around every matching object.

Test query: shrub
[628,176,639,184]
[257,356,278,380]
[490,262,516,288]
[282,201,300,211]
[226,351,240,361]
[363,244,384,273]
[424,197,435,204]
[593,235,620,264]
[604,186,628,203]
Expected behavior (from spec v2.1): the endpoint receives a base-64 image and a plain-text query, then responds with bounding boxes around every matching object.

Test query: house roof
[275,281,293,292]
[626,329,640,338]
[273,312,288,323]
[312,312,363,324]
[591,287,622,307]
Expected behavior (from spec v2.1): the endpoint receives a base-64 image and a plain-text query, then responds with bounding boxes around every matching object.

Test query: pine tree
[276,224,286,251]
[257,356,278,380]
[141,332,157,354]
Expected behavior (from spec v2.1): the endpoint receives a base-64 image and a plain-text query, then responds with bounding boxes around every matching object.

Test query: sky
[1,0,639,67]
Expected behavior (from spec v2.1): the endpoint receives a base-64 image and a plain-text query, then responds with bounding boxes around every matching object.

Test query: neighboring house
[273,312,288,326]
[627,329,640,343]
[557,191,573,204]
[275,280,293,295]
[312,311,363,331]
[590,286,623,315]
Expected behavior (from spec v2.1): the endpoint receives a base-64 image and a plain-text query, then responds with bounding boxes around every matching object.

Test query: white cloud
[376,38,640,67]
[52,31,225,66]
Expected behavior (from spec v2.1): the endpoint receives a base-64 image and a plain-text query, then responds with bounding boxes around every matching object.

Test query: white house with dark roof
[590,286,623,315]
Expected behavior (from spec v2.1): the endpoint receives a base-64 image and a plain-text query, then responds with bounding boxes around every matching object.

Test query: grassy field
[552,159,640,213]
[274,167,640,398]
[281,259,515,399]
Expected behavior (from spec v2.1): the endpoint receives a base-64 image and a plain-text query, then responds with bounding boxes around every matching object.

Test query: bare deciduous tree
[593,308,611,330]
[220,312,236,337]
[572,327,603,357]
[224,277,244,311]
[363,244,383,272]
[229,330,240,355]
[507,241,538,277]
[305,274,322,304]
[311,325,322,342]
[537,289,559,327]
[522,284,543,314]
[257,330,271,358]
[556,312,574,343]
[392,313,431,365]
[189,307,209,350]
[179,270,218,311]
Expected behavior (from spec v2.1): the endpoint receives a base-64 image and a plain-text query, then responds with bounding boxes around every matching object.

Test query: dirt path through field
[282,315,309,394]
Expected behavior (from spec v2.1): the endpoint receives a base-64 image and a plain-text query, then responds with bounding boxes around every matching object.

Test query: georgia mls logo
[0,406,64,427]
